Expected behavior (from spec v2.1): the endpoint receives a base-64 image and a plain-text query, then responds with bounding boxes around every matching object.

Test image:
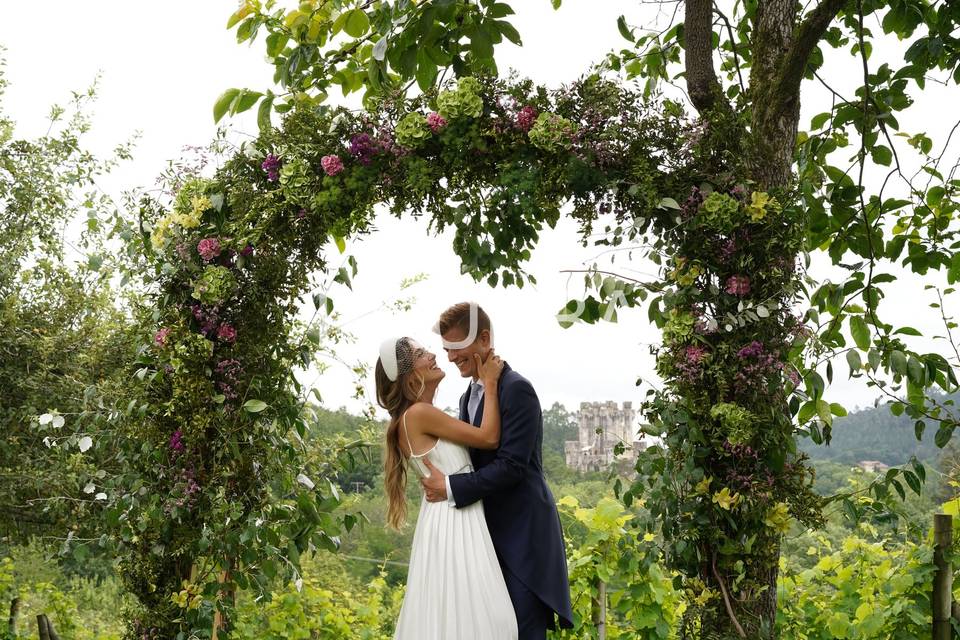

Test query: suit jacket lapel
[459,382,471,422]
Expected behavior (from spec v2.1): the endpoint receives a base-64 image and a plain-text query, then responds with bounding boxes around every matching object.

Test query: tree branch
[684,0,728,113]
[773,0,848,113]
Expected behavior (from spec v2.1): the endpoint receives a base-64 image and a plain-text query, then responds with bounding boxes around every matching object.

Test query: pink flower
[154,327,172,348]
[516,105,537,131]
[217,323,237,343]
[197,237,221,261]
[427,112,447,133]
[725,275,751,297]
[321,154,344,176]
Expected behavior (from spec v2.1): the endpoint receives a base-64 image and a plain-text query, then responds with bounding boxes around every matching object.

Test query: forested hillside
[800,392,960,466]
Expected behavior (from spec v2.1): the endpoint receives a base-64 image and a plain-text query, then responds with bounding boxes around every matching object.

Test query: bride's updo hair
[375,337,427,529]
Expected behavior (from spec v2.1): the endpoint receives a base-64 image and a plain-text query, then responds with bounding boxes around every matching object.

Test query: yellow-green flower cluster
[669,256,703,287]
[764,502,792,533]
[436,76,484,120]
[746,191,781,222]
[712,487,741,510]
[151,180,212,249]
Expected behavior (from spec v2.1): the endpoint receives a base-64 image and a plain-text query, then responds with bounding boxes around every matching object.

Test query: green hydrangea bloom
[710,402,757,445]
[528,112,578,153]
[394,112,432,149]
[436,77,484,120]
[662,308,695,343]
[698,192,741,231]
[191,265,238,306]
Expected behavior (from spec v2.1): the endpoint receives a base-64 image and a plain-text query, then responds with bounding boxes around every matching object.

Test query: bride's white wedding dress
[393,413,518,640]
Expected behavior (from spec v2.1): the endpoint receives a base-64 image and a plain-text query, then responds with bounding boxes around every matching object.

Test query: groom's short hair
[438,302,492,342]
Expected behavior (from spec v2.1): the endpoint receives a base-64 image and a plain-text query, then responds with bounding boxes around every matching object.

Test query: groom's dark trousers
[448,363,574,639]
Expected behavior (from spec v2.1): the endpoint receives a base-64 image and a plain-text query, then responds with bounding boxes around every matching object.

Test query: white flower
[39,413,53,425]
[95,492,107,501]
[83,482,95,494]
[52,415,65,429]
[78,436,93,452]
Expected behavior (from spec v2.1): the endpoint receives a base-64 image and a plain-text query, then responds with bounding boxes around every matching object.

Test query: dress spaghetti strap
[401,410,415,455]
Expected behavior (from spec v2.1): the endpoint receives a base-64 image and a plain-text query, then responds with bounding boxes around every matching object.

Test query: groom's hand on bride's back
[420,458,448,502]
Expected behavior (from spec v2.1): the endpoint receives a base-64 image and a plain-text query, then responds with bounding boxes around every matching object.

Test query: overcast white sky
[2,2,956,425]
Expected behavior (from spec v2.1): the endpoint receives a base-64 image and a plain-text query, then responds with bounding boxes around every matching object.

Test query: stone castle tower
[564,401,646,472]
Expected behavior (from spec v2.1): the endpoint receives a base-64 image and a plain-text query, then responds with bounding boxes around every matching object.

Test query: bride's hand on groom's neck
[477,350,503,386]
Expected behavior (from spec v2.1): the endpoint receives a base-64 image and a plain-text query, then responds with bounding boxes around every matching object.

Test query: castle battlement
[564,401,647,472]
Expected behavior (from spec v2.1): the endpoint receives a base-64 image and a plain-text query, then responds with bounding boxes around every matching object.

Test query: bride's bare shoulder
[405,401,440,422]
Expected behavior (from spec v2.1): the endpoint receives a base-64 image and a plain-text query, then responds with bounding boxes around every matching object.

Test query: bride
[375,336,518,640]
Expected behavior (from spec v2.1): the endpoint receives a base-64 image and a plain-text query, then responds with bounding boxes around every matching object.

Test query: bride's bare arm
[406,352,503,450]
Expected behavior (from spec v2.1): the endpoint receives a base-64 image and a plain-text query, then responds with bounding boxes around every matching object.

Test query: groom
[421,302,573,639]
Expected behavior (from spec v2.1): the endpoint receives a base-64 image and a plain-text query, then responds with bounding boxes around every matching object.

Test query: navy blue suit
[448,364,573,638]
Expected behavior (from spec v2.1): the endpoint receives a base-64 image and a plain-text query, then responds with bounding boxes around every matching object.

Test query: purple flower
[725,275,751,297]
[296,208,308,220]
[169,430,185,454]
[215,358,244,403]
[737,341,765,359]
[516,105,537,131]
[682,186,703,220]
[240,244,254,257]
[154,327,172,348]
[217,323,237,343]
[349,133,376,165]
[321,154,344,176]
[261,154,281,181]
[427,111,447,133]
[719,237,737,261]
[197,237,221,261]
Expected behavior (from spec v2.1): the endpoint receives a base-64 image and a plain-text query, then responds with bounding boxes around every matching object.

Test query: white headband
[379,337,400,381]
[431,302,481,349]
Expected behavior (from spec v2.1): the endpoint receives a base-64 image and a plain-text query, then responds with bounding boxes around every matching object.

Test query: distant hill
[799,392,960,466]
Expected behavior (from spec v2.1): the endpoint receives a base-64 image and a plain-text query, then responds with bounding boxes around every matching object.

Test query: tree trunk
[678,0,848,635]
[7,596,19,637]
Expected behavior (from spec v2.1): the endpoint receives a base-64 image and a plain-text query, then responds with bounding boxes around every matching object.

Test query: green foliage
[1,542,129,640]
[221,0,526,125]
[232,555,402,640]
[555,496,681,639]
[0,59,140,547]
[777,526,936,639]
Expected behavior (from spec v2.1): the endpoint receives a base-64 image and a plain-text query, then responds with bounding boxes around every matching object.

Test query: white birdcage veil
[378,337,419,382]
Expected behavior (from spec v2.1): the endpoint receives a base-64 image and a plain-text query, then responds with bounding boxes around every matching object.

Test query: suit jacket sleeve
[447,378,540,508]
